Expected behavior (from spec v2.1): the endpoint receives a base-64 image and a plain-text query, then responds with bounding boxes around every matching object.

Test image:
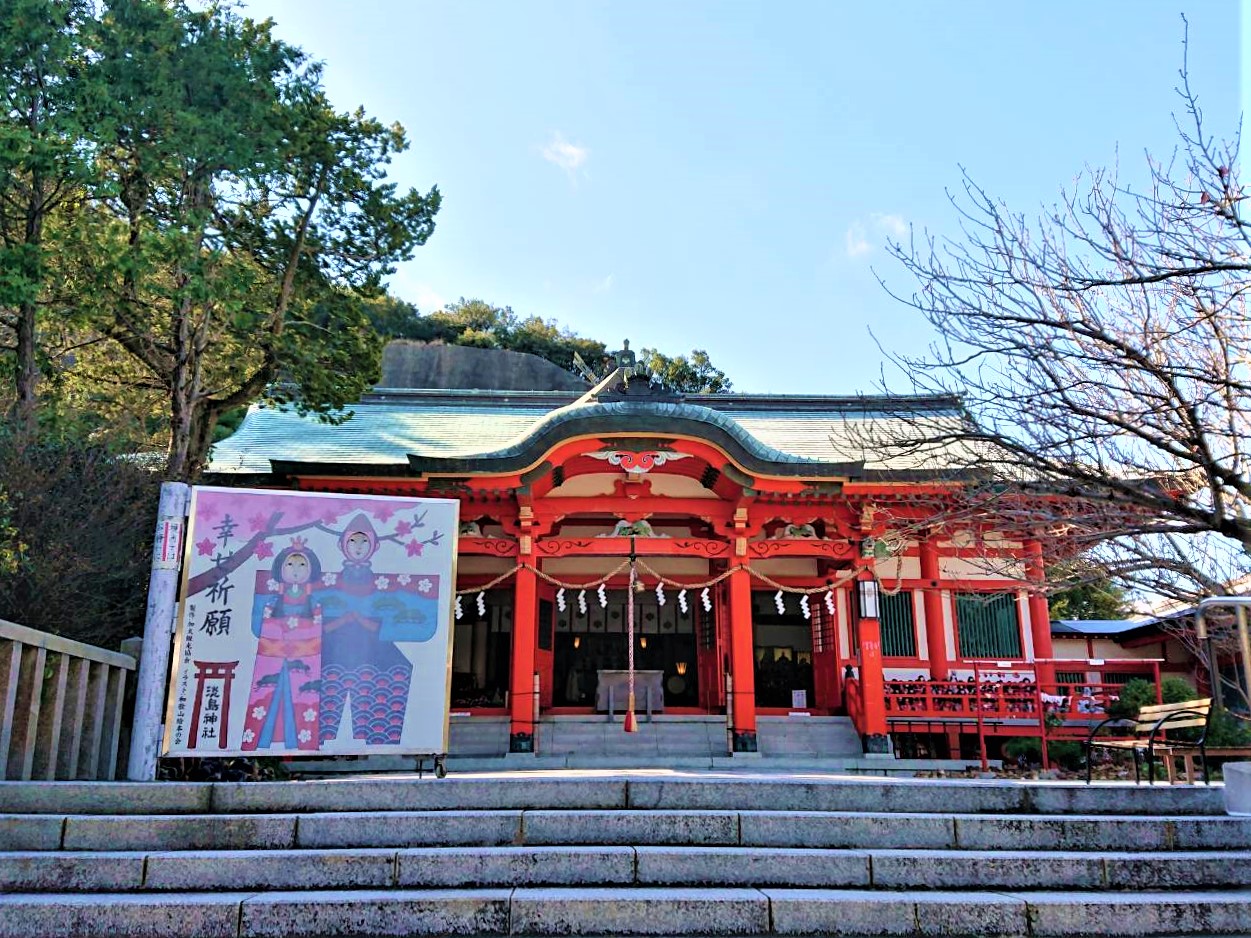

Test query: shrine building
[207,343,1145,763]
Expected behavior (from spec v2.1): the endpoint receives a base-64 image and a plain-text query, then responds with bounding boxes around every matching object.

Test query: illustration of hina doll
[316,514,439,745]
[241,541,323,751]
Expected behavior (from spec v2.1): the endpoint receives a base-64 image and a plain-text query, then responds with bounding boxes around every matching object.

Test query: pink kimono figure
[241,542,323,751]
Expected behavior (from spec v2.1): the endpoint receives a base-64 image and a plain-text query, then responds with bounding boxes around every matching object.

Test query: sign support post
[127,481,191,781]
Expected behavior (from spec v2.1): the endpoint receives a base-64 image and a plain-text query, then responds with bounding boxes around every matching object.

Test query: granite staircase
[0,773,1247,937]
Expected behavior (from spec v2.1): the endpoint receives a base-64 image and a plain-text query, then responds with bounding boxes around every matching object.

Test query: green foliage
[1107,676,1199,735]
[639,347,732,393]
[1,0,440,477]
[0,0,99,429]
[1160,676,1197,704]
[1206,708,1251,747]
[1107,678,1157,720]
[1047,579,1129,620]
[1001,736,1084,770]
[0,429,158,648]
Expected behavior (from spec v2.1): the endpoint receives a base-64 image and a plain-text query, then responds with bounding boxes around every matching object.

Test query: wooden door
[811,602,840,712]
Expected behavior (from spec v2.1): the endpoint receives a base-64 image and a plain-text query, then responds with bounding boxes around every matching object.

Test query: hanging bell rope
[623,537,639,733]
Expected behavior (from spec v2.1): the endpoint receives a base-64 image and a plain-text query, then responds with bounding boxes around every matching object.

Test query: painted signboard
[162,487,458,757]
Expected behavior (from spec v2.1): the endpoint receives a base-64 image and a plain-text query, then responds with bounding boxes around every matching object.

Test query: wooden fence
[0,619,136,780]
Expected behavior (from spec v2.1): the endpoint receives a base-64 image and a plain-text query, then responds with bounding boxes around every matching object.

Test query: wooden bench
[1171,747,1251,784]
[1084,698,1212,784]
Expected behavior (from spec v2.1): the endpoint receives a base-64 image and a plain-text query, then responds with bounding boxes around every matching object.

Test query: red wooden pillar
[727,566,757,751]
[919,539,950,680]
[510,564,538,752]
[856,573,891,753]
[1025,541,1056,687]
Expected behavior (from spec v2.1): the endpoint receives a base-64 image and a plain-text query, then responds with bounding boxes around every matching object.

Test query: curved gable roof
[401,397,863,478]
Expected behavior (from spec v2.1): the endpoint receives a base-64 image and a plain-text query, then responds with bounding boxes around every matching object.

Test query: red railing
[879,659,1163,769]
[883,679,1139,721]
[844,676,863,734]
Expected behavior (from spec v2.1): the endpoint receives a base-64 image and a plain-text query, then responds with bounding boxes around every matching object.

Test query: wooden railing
[0,619,136,780]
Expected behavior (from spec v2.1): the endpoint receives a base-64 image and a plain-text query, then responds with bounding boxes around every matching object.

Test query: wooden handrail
[0,620,136,669]
[0,620,136,781]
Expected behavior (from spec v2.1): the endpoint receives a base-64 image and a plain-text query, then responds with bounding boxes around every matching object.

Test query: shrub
[1108,678,1155,720]
[0,432,159,649]
[1001,736,1084,770]
[1207,709,1251,748]
[1160,676,1197,704]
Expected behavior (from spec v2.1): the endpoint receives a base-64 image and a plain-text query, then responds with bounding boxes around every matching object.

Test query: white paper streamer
[556,588,566,612]
[800,594,810,620]
[656,583,666,606]
[476,591,487,617]
[578,589,588,615]
[597,583,608,608]
[774,590,786,615]
[455,596,463,620]
[678,589,689,614]
[701,587,712,612]
[824,590,836,616]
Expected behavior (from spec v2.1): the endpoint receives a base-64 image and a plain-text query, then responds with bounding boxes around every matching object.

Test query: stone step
[3,886,1251,937]
[3,845,1249,892]
[0,775,1226,816]
[6,809,1249,852]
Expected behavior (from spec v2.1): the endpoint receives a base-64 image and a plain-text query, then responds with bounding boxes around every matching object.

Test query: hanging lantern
[857,579,881,619]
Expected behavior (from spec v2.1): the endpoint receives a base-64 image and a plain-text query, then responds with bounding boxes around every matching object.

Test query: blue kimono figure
[317,514,436,744]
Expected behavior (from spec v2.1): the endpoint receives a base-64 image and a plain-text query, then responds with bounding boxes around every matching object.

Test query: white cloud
[845,223,872,258]
[593,274,614,294]
[872,213,908,239]
[541,132,590,179]
[844,213,908,259]
[404,282,446,312]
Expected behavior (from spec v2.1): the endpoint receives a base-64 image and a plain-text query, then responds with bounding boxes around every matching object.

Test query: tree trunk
[12,298,39,436]
[12,174,46,437]
[183,402,220,481]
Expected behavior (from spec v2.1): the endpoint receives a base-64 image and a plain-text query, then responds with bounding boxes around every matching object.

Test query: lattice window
[955,593,1022,659]
[1100,671,1145,686]
[811,605,836,653]
[880,590,916,658]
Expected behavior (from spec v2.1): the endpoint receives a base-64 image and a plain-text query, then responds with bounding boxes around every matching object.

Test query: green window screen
[880,591,916,657]
[955,593,1022,659]
[1100,671,1143,686]
[1055,670,1085,685]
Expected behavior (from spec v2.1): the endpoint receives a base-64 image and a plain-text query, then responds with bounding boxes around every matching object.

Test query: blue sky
[242,1,1243,395]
